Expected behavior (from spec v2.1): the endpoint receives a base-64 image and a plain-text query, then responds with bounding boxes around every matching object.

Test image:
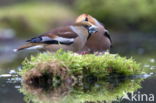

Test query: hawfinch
[75,14,112,53]
[14,21,98,52]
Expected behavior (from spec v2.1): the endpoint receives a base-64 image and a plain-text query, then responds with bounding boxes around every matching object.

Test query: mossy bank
[18,50,144,103]
[19,50,143,82]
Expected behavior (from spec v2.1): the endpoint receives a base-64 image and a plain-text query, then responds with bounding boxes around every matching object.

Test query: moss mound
[19,50,144,103]
[19,50,143,82]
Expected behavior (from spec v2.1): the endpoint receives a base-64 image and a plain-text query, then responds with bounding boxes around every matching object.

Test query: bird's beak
[88,25,98,34]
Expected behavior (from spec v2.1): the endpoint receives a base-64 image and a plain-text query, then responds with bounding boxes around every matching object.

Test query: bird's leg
[78,50,91,55]
[94,50,110,56]
[79,51,90,55]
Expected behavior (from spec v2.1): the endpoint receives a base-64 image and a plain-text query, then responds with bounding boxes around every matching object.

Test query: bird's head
[75,14,111,40]
[75,14,100,27]
[74,21,98,35]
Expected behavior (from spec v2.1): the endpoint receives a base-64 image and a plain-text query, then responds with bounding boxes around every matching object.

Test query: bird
[75,14,112,53]
[14,21,98,53]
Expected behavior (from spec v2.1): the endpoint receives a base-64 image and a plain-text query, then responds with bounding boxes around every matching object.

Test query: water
[0,32,156,103]
[0,73,24,103]
[0,71,155,103]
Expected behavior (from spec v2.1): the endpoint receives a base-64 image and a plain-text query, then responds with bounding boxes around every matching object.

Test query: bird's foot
[78,51,90,55]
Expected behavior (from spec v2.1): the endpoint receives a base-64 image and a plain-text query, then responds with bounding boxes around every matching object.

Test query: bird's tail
[13,43,44,52]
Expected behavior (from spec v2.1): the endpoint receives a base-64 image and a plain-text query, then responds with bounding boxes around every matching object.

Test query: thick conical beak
[88,25,98,34]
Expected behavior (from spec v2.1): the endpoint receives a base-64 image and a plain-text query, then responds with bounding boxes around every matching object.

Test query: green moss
[0,2,75,38]
[18,50,144,103]
[19,50,142,78]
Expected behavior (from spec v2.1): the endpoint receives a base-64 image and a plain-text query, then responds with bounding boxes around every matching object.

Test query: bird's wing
[49,26,78,38]
[26,26,78,45]
[104,30,112,43]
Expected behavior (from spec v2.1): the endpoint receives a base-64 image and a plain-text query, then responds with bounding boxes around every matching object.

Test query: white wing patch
[54,37,74,43]
[42,36,53,42]
[42,36,74,43]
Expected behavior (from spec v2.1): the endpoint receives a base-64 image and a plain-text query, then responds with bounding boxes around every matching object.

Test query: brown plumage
[14,21,98,52]
[75,14,112,52]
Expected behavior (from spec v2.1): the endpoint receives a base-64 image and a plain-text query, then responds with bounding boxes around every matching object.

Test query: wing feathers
[26,26,78,45]
[48,26,78,38]
[26,35,74,45]
[15,26,79,52]
[26,36,42,43]
[54,37,74,43]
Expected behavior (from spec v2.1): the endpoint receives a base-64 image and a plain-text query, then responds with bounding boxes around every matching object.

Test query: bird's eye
[85,17,88,21]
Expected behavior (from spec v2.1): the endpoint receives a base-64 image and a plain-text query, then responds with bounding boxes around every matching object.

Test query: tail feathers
[13,43,43,52]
